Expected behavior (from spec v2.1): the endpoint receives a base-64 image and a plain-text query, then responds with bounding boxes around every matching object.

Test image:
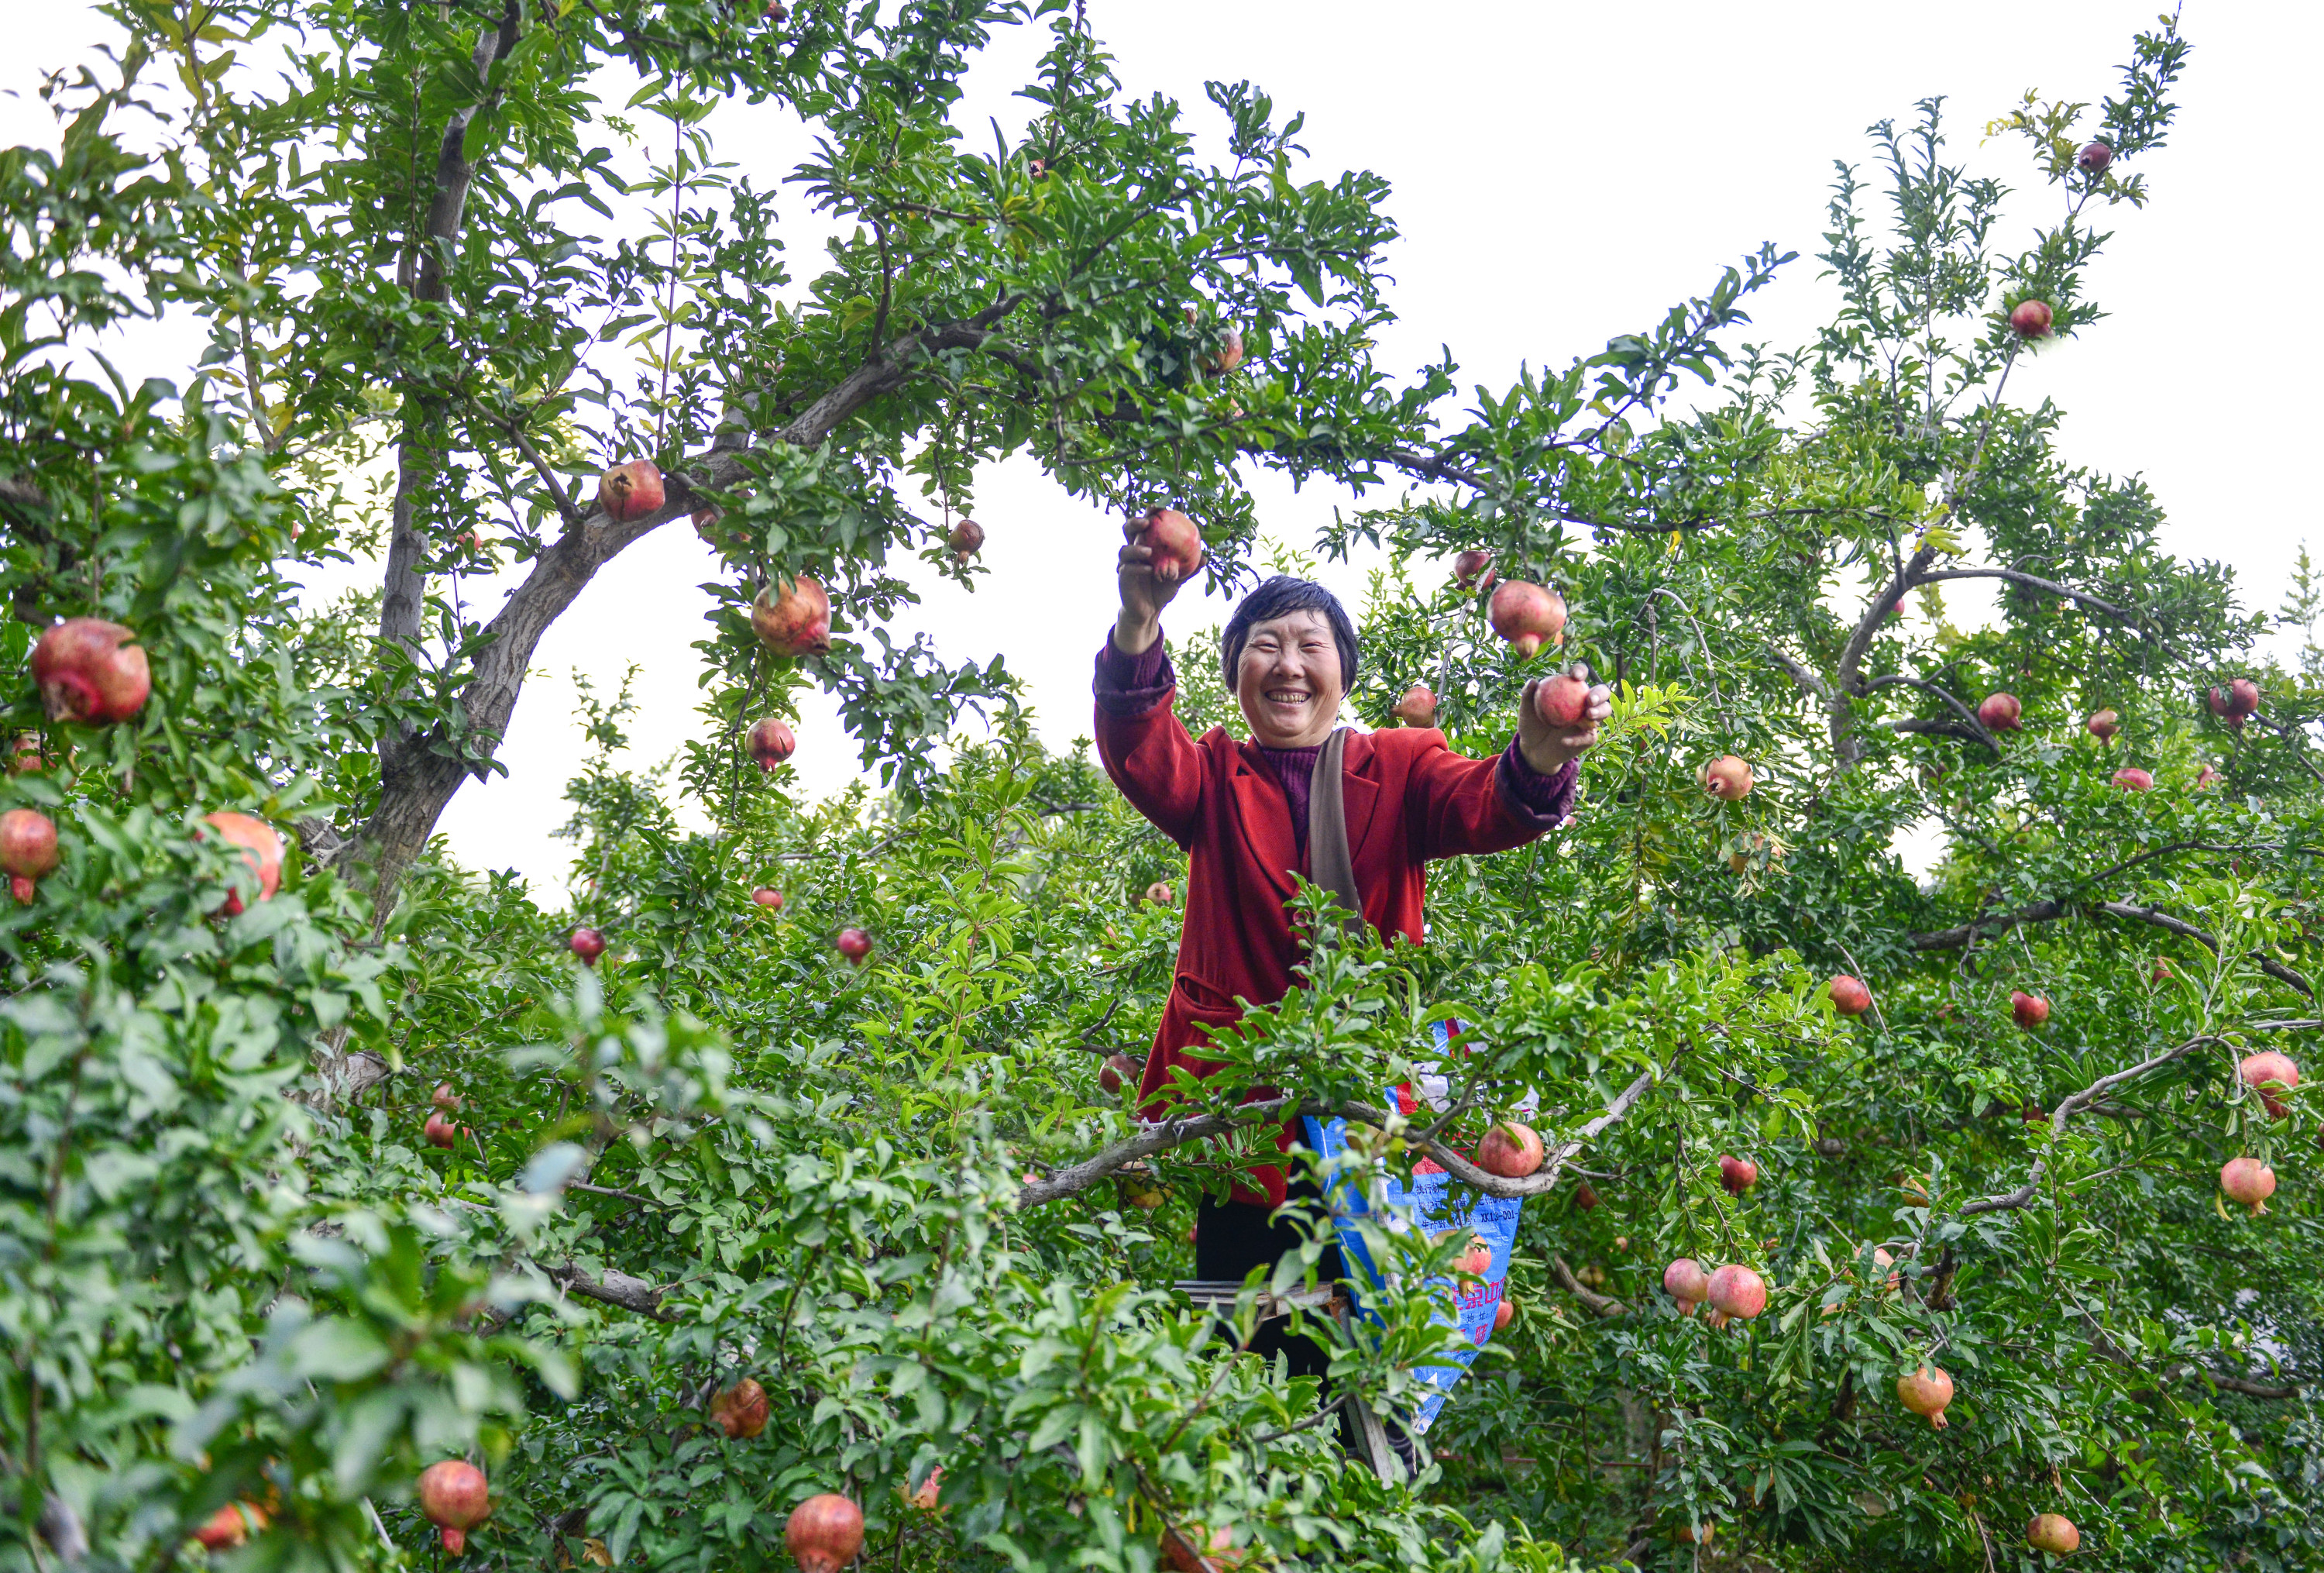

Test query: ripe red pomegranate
[947,518,984,556]
[423,1113,462,1149]
[786,1495,864,1573]
[2227,677,2260,716]
[1494,1296,1516,1332]
[1456,1236,1494,1276]
[1871,1248,1900,1292]
[1488,580,1567,659]
[2009,300,2054,338]
[432,1083,461,1110]
[569,928,605,966]
[1201,327,1244,375]
[2240,1051,2300,1117]
[2112,766,2153,791]
[418,1460,490,1556]
[2076,140,2113,175]
[1136,508,1205,582]
[2194,763,2221,789]
[9,734,54,773]
[709,1377,769,1439]
[194,1502,266,1551]
[2220,1156,2276,1217]
[2085,708,2119,741]
[1705,1264,1766,1320]
[1477,1121,1545,1179]
[1452,549,1496,591]
[2011,991,2050,1029]
[1532,669,1590,731]
[2026,1513,2080,1554]
[10,875,33,904]
[751,887,784,910]
[201,811,284,914]
[1702,755,1753,800]
[1828,976,1872,1017]
[746,717,796,769]
[0,808,59,882]
[1896,1365,1954,1428]
[1393,684,1436,728]
[1159,1523,1239,1573]
[837,928,872,965]
[33,618,151,724]
[1573,1181,1601,1210]
[752,577,833,657]
[1977,692,2021,731]
[1718,1155,1758,1195]
[596,460,665,524]
[1143,881,1174,907]
[1099,1052,1140,1096]
[2150,956,2172,982]
[1662,1258,1711,1313]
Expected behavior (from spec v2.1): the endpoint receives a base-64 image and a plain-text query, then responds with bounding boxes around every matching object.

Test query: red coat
[1096,684,1567,1206]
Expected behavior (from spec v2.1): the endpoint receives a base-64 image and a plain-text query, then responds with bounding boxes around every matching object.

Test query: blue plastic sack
[1299,1020,1521,1436]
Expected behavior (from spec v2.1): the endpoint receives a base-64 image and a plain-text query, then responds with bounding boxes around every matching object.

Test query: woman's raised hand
[1113,516,1190,656]
[1516,665,1614,775]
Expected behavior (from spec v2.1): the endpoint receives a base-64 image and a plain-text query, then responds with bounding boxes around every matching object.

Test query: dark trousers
[1194,1182,1417,1472]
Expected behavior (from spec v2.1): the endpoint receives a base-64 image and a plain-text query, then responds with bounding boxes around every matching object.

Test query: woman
[1094,520,1611,1308]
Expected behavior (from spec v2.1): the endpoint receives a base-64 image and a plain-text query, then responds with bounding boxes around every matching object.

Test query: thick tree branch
[544,1261,673,1320]
[1865,673,2000,752]
[1961,1035,2219,1216]
[1552,1254,1626,1317]
[2096,901,2314,997]
[1913,568,2153,636]
[2076,1308,2301,1399]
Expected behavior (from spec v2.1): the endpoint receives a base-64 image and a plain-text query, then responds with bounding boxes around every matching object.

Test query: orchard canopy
[4,4,2321,1571]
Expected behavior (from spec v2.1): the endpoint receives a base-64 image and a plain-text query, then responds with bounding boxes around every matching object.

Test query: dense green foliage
[2,5,2319,1572]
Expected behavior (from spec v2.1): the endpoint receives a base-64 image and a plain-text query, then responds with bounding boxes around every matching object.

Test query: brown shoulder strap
[1307,728,1365,937]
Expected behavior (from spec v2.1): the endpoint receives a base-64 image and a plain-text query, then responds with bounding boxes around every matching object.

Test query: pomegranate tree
[1702,755,1753,800]
[1392,684,1436,728]
[2240,1051,2299,1117]
[2085,708,2118,740]
[947,518,985,556]
[751,577,833,656]
[784,1494,862,1573]
[1896,1365,1954,1428]
[1476,1120,1545,1178]
[1487,580,1566,659]
[1136,507,1205,582]
[1717,1155,1758,1194]
[709,1377,769,1439]
[32,618,151,724]
[751,887,785,910]
[2009,299,2054,337]
[568,928,606,965]
[2011,991,2050,1029]
[2026,1513,2081,1554]
[1662,1258,1711,1314]
[418,1459,490,1556]
[746,717,796,769]
[836,928,872,965]
[1452,549,1495,591]
[0,807,59,886]
[1705,1264,1766,1320]
[596,460,665,524]
[1977,691,2022,731]
[2219,1156,2275,1216]
[1828,975,1872,1017]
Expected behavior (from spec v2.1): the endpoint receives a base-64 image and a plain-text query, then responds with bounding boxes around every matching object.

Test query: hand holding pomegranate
[1515,664,1611,776]
[1113,508,1202,657]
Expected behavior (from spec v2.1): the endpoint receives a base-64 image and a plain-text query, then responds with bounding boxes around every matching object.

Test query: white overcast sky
[6,2,2316,900]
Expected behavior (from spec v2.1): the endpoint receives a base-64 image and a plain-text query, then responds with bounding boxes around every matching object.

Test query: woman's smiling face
[1235,609,1342,749]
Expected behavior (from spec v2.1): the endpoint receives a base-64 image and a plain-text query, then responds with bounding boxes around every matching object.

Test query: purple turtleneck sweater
[1093,638,1575,852]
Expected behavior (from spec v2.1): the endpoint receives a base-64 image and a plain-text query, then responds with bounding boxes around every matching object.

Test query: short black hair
[1219,576,1360,695]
